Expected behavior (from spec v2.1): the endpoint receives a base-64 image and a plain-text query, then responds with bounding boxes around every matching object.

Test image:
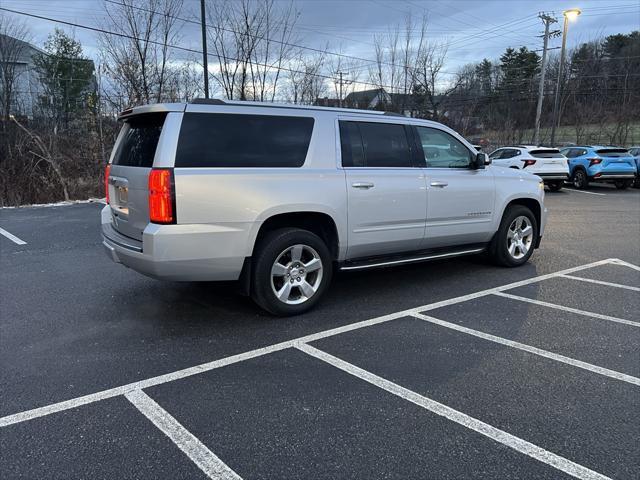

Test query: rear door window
[340,121,413,168]
[112,113,166,168]
[176,113,314,168]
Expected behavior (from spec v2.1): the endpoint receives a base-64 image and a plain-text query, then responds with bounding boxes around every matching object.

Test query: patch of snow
[1,198,106,209]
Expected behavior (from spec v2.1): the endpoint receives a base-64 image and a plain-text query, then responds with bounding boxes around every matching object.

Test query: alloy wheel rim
[507,216,533,260]
[270,244,323,305]
[574,171,584,187]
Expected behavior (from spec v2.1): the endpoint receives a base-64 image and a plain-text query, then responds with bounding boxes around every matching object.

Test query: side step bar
[339,247,485,271]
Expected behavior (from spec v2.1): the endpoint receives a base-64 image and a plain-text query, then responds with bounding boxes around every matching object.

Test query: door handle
[352,182,374,189]
[430,181,448,188]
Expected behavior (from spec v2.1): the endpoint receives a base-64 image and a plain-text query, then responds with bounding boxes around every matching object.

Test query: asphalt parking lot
[1,185,639,480]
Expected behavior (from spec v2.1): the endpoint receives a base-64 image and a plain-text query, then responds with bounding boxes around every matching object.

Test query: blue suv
[629,146,640,188]
[560,146,637,190]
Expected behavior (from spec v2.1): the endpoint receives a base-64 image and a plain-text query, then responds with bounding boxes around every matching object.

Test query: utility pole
[335,71,352,107]
[550,8,581,146]
[200,0,209,99]
[533,13,558,146]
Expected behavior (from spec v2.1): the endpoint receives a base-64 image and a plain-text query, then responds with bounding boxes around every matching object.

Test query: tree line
[1,0,638,205]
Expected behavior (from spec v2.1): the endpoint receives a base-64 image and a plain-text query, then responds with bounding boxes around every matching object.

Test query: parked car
[628,146,640,188]
[488,146,569,191]
[559,146,636,190]
[102,100,546,315]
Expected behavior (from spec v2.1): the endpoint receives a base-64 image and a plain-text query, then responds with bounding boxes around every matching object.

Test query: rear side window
[112,113,166,168]
[530,149,564,158]
[176,113,314,168]
[340,121,412,168]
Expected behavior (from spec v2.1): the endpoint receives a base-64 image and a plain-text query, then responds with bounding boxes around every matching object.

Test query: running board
[339,247,485,271]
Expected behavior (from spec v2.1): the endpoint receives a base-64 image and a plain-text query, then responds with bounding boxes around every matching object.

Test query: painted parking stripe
[493,291,639,327]
[125,390,242,480]
[612,258,640,272]
[559,274,640,292]
[410,312,640,386]
[565,189,606,196]
[296,343,611,480]
[0,258,626,428]
[0,226,26,245]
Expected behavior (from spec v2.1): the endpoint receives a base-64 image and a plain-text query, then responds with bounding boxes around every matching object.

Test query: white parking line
[493,292,639,327]
[0,226,26,245]
[411,313,640,386]
[296,344,611,480]
[612,258,640,272]
[565,189,606,196]
[0,258,626,428]
[559,274,640,292]
[125,390,242,480]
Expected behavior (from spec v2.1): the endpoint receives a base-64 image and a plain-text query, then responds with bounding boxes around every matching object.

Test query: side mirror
[474,152,490,169]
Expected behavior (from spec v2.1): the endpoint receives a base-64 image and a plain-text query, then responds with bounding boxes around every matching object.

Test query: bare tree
[0,15,31,124]
[286,51,328,104]
[206,0,301,101]
[413,40,460,120]
[368,14,427,114]
[100,0,184,107]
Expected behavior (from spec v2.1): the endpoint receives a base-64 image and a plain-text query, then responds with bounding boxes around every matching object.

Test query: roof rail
[191,98,226,105]
[187,98,411,117]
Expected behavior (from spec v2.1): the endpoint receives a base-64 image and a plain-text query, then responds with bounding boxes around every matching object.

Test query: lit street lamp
[550,8,581,146]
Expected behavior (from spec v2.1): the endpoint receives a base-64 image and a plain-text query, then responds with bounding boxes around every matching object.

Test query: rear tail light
[588,158,602,167]
[148,169,175,224]
[104,164,111,204]
[523,159,536,168]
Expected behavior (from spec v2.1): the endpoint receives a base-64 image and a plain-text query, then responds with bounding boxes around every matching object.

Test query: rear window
[175,113,314,168]
[595,148,630,157]
[530,149,564,158]
[112,113,166,168]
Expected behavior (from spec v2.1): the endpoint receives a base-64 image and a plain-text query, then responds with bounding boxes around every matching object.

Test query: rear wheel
[489,205,538,267]
[547,181,563,192]
[614,180,632,190]
[572,169,589,189]
[251,228,332,316]
[634,177,640,189]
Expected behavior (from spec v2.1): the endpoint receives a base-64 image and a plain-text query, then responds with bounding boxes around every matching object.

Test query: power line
[0,6,406,94]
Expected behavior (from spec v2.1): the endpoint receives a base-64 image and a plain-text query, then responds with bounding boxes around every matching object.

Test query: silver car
[102,100,547,315]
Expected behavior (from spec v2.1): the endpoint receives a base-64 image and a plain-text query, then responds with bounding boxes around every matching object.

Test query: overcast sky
[3,0,639,91]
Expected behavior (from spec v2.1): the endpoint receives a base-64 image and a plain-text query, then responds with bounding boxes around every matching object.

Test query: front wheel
[572,169,589,189]
[251,228,332,316]
[547,181,563,192]
[489,205,538,267]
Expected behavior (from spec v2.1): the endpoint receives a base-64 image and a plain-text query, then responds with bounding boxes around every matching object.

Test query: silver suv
[102,100,546,315]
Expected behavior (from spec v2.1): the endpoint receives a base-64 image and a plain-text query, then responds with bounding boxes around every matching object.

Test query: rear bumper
[536,173,569,181]
[101,205,249,281]
[591,173,636,180]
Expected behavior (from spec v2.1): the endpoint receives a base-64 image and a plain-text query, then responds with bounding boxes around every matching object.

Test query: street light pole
[550,8,580,146]
[533,13,557,146]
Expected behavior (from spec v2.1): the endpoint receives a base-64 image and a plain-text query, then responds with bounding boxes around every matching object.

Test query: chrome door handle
[430,181,448,188]
[352,182,374,189]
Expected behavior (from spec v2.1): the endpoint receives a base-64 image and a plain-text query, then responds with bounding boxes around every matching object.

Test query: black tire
[547,181,563,192]
[489,205,538,267]
[251,228,332,316]
[572,169,589,189]
[614,180,631,190]
[634,177,640,189]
